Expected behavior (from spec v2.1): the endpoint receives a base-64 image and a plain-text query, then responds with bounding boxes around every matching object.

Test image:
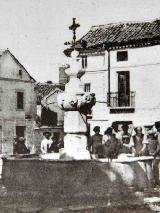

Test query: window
[19,70,22,77]
[16,126,25,137]
[17,92,24,109]
[82,56,87,68]
[84,83,91,92]
[117,51,128,61]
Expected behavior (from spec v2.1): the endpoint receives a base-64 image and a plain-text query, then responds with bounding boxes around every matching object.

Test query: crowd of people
[12,124,160,186]
[13,122,160,158]
[13,132,64,155]
[88,123,160,159]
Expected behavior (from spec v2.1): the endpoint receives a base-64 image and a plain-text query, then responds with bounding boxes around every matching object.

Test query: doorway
[16,126,25,138]
[118,71,130,107]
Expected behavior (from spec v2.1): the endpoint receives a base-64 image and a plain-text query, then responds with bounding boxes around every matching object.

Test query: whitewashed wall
[0,50,36,154]
[109,45,160,125]
[81,54,109,134]
[81,45,160,133]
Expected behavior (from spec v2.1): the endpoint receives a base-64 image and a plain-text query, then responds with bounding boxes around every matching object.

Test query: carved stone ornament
[57,50,96,112]
[57,92,95,112]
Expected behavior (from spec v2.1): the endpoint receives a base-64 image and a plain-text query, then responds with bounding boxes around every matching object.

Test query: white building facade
[64,19,160,134]
[0,49,37,154]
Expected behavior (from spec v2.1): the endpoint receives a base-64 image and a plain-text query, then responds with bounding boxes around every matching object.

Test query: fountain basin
[1,156,156,208]
[2,157,155,197]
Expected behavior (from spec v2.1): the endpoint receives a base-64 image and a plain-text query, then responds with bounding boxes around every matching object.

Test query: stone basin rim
[1,155,155,163]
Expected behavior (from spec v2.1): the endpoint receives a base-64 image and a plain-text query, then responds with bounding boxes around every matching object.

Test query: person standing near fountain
[102,127,122,159]
[13,136,18,154]
[41,132,52,154]
[14,137,30,154]
[89,126,102,155]
[49,133,60,153]
[119,124,134,154]
[132,127,144,156]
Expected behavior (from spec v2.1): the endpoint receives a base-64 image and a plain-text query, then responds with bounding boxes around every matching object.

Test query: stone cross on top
[65,18,80,49]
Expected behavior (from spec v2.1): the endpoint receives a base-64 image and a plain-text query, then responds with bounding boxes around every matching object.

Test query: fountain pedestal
[63,111,89,159]
[57,50,96,159]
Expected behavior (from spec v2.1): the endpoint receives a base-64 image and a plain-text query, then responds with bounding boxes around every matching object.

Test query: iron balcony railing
[107,91,135,108]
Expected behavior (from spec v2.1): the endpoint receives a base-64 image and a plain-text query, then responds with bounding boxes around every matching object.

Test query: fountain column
[57,50,96,159]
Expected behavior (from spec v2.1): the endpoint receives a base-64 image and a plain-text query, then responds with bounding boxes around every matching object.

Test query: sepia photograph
[0,0,160,212]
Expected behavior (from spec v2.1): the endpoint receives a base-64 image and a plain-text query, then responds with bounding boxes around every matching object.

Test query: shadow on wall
[2,159,154,208]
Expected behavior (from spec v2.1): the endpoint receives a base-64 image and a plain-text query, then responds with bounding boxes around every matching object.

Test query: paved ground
[0,186,159,213]
[0,204,153,213]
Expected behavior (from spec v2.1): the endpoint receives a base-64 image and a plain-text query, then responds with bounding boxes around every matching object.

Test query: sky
[0,0,160,82]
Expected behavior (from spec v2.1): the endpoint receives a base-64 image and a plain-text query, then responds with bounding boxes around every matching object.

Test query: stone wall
[2,158,155,207]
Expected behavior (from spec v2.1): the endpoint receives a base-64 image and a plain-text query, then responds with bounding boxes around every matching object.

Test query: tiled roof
[35,83,65,104]
[64,18,160,55]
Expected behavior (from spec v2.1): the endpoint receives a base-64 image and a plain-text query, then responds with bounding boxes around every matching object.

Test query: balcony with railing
[107,91,135,113]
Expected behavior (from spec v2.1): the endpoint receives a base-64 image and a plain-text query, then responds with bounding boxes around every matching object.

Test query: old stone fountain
[0,18,158,212]
[57,50,95,159]
[57,18,96,159]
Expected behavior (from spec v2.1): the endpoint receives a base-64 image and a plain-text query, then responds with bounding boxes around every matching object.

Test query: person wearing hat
[119,124,134,154]
[88,126,103,155]
[131,127,144,156]
[140,126,158,156]
[41,132,52,154]
[103,129,121,159]
[102,127,112,144]
[111,123,123,141]
[14,137,30,154]
[49,133,60,153]
[143,124,157,143]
